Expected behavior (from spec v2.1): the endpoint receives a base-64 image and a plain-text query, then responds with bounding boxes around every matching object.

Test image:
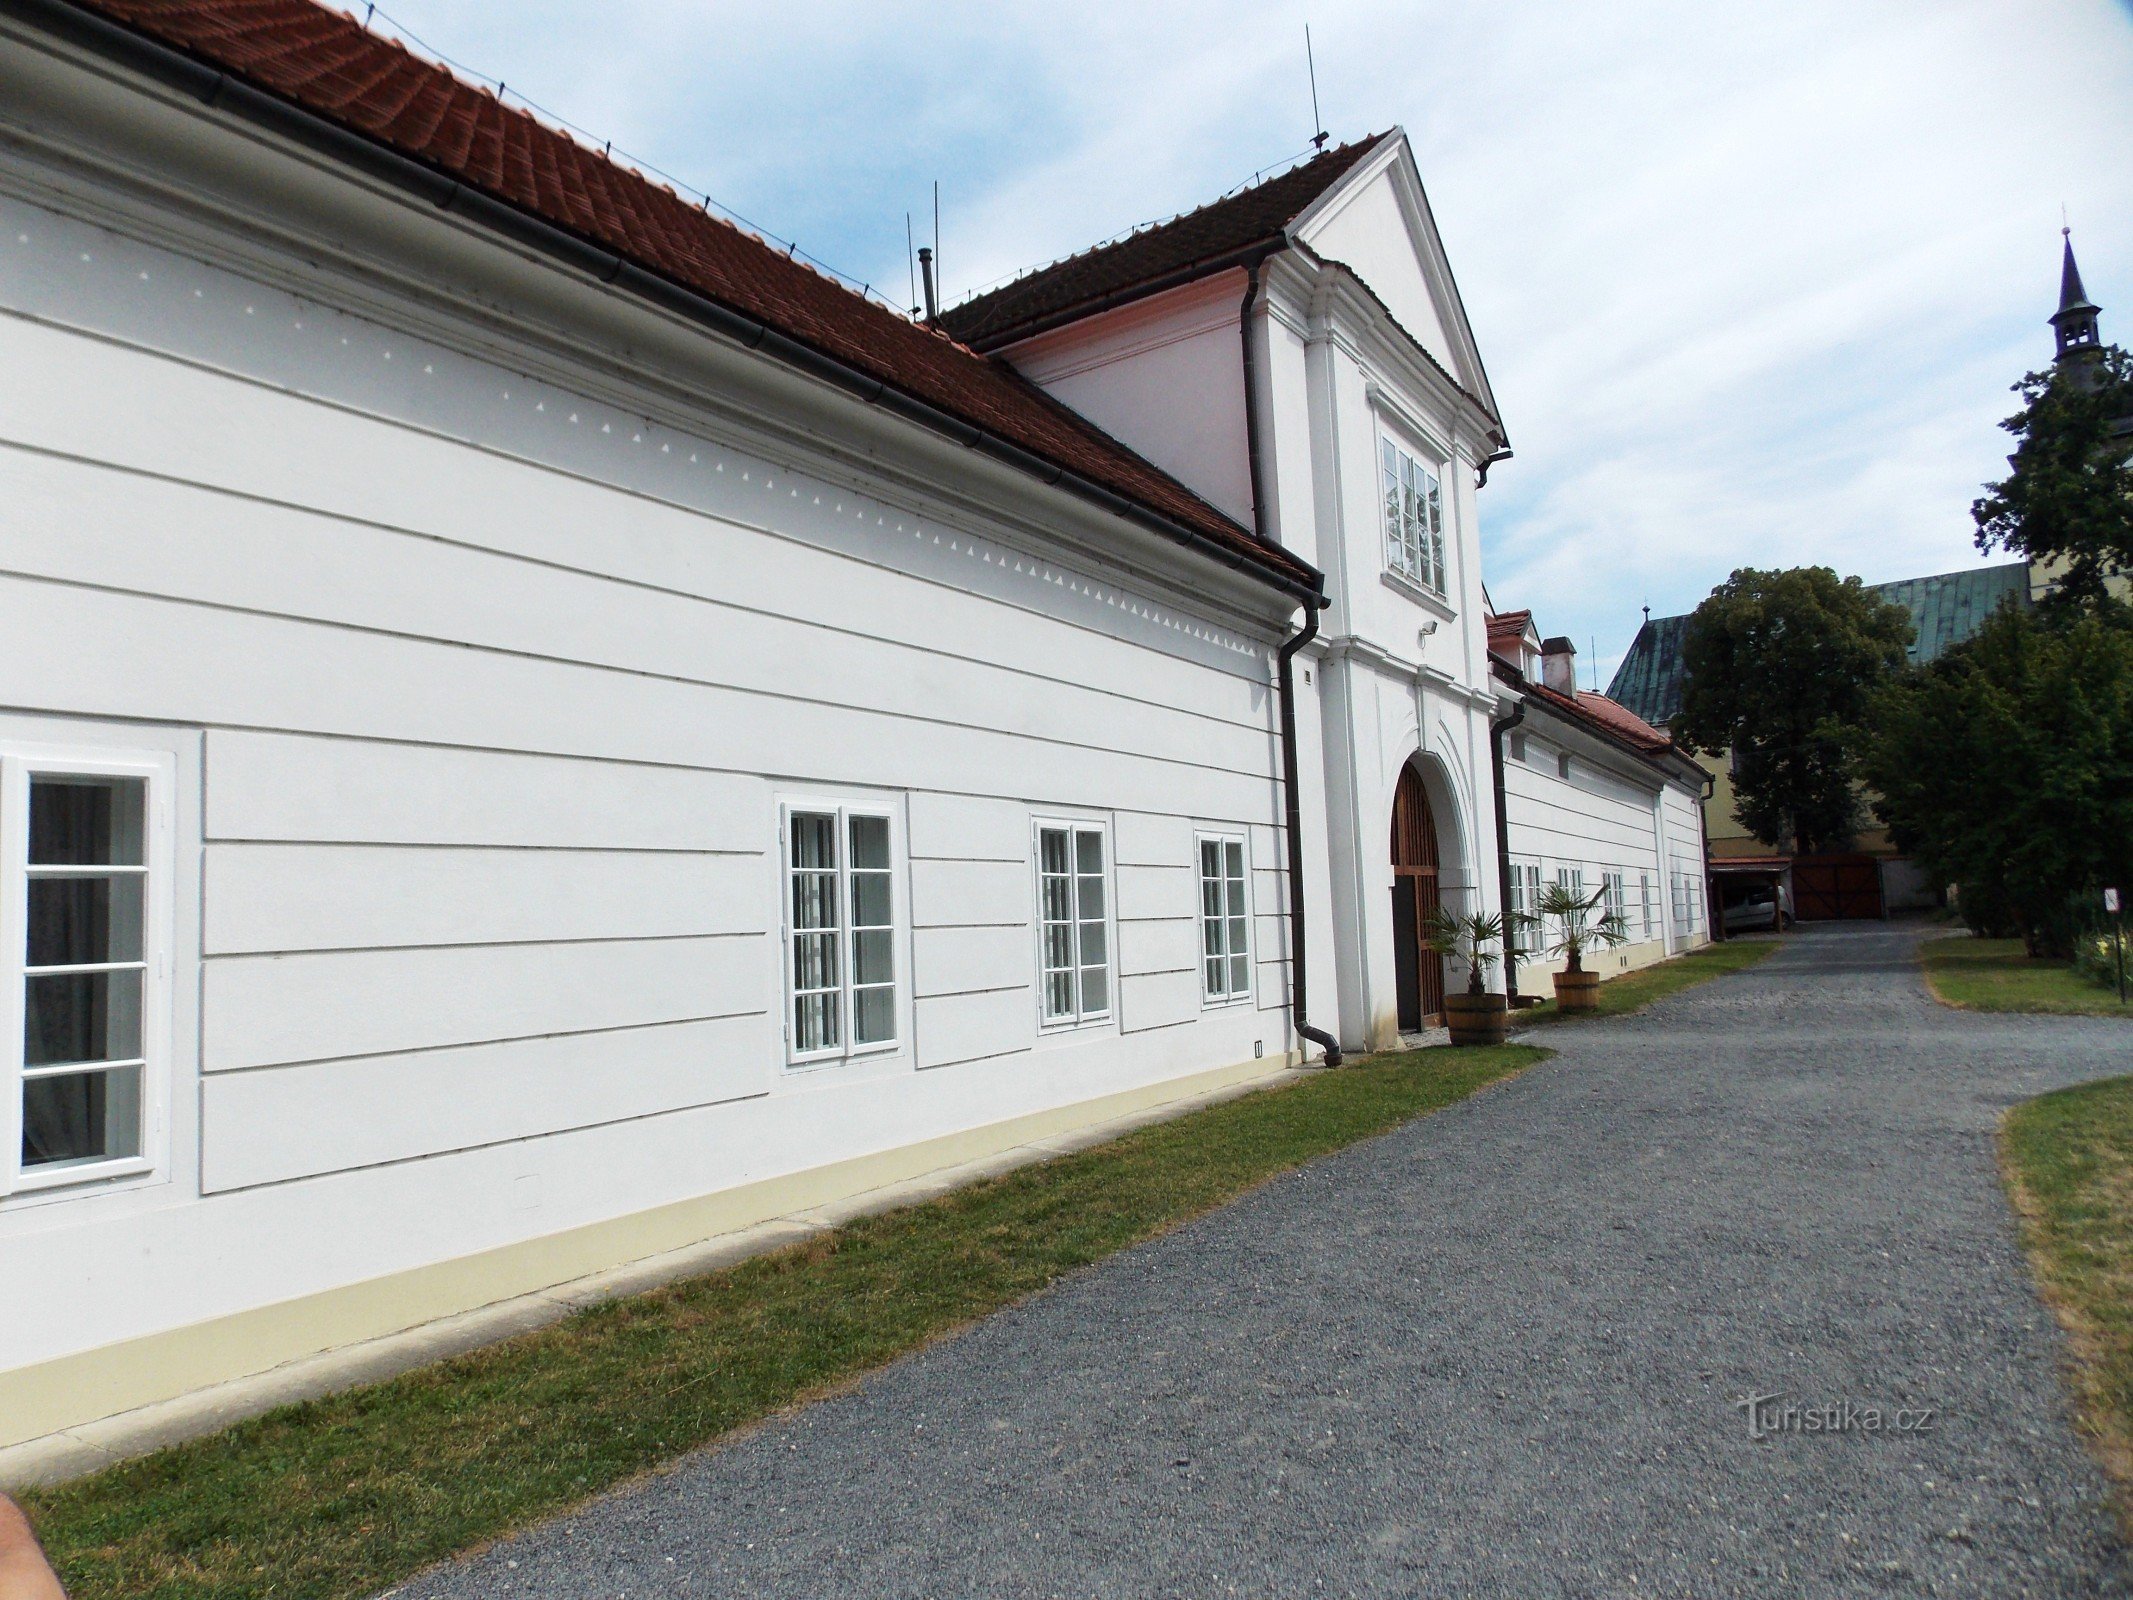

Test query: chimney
[917,246,938,324]
[1540,635,1577,696]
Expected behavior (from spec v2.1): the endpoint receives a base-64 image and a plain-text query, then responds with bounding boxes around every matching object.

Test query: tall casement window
[1198,834,1251,1004]
[1554,865,1586,945]
[3,751,170,1195]
[784,804,898,1063]
[1508,862,1543,956]
[1639,871,1655,941]
[1602,871,1626,929]
[1379,436,1446,594]
[1036,823,1110,1026]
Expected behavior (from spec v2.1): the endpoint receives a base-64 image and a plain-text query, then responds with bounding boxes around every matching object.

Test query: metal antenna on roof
[906,213,919,319]
[1306,26,1329,151]
[933,180,942,310]
[1590,635,1599,692]
[363,2,374,28]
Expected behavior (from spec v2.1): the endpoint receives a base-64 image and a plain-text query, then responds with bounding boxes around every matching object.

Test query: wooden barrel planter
[1443,991,1509,1046]
[1553,968,1602,1013]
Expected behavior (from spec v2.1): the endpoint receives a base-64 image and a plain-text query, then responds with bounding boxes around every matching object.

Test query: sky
[372,0,2133,686]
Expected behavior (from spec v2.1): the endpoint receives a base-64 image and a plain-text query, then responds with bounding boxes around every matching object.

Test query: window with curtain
[6,753,166,1197]
[786,805,898,1063]
[1037,823,1109,1025]
[1378,436,1446,594]
[1198,834,1251,1003]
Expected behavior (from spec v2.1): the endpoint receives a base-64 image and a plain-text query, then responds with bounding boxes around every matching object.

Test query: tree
[1671,567,1914,853]
[1974,346,2133,608]
[1862,605,2133,957]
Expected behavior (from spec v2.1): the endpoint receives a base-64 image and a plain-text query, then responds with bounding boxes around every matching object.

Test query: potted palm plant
[1533,881,1630,1013]
[1420,905,1513,1045]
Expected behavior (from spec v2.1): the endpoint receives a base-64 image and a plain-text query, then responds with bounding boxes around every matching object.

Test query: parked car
[1722,884,1780,933]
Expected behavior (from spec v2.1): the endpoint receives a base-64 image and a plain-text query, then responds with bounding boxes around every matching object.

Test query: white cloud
[378,0,2133,677]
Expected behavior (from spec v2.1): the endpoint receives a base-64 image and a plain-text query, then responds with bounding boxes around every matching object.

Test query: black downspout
[1243,255,1342,1066]
[1489,694,1527,1004]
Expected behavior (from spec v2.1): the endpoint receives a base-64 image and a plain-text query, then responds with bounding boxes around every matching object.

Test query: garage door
[1793,856,1884,921]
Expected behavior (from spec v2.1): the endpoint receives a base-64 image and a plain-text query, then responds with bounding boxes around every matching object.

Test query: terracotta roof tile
[939,137,1384,350]
[56,0,1314,593]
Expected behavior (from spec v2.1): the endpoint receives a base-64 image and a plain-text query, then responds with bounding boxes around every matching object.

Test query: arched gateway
[1390,765,1447,1030]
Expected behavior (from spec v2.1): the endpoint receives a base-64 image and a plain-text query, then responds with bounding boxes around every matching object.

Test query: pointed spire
[2052,227,2103,369]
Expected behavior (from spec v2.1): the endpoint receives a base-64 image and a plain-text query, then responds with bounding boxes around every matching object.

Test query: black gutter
[1489,693,1527,1004]
[12,0,1324,609]
[1242,254,1342,1067]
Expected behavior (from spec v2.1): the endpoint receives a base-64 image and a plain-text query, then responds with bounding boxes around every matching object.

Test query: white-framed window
[1670,868,1703,939]
[1036,821,1110,1027]
[1555,865,1586,944]
[783,802,899,1064]
[1508,861,1543,956]
[2,748,172,1197]
[1197,833,1251,1004]
[1378,435,1446,593]
[1602,871,1626,929]
[1639,871,1655,940]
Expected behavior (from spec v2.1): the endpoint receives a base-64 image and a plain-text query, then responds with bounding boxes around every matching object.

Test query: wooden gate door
[1793,855,1884,921]
[1390,766,1445,1030]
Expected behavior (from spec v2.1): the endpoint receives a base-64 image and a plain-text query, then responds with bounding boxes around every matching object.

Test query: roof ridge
[950,134,1386,315]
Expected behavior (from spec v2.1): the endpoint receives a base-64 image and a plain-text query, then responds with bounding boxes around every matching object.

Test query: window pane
[1230,953,1251,994]
[1076,871,1105,921]
[22,1066,141,1168]
[1225,874,1248,920]
[1206,956,1226,994]
[1225,840,1244,881]
[853,929,893,986]
[1079,966,1108,1014]
[1202,876,1224,921]
[1203,915,1224,959]
[852,985,895,1045]
[1040,828,1070,875]
[1045,969,1075,1020]
[26,968,142,1066]
[792,931,839,991]
[790,812,837,871]
[28,875,144,967]
[794,990,839,1052]
[1042,876,1073,924]
[29,776,145,867]
[792,871,839,931]
[1043,922,1075,972]
[847,814,889,871]
[1075,830,1104,875]
[1228,916,1249,962]
[1077,919,1107,968]
[1201,839,1221,879]
[850,870,892,930]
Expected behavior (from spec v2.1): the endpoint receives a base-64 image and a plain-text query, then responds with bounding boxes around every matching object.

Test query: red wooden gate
[1792,855,1884,921]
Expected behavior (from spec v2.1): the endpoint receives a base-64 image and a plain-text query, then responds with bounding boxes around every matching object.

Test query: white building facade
[0,1,1702,1455]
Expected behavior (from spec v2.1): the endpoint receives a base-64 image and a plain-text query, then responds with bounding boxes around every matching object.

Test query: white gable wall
[994,276,1254,529]
[1295,172,1459,375]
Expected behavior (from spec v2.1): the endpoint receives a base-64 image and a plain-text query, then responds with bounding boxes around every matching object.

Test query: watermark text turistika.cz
[1736,1391,1938,1440]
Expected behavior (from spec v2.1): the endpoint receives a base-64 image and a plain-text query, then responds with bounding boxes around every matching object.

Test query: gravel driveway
[393,922,2133,1598]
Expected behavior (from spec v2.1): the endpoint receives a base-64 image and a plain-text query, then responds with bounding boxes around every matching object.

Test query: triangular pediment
[1288,131,1499,424]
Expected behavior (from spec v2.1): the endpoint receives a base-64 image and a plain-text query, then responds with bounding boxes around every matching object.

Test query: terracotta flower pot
[1444,990,1510,1046]
[1553,968,1602,1014]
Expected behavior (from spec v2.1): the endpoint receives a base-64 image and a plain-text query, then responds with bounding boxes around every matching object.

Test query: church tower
[2051,229,2105,386]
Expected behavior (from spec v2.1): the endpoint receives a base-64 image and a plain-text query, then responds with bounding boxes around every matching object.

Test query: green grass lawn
[1924,936,2133,1017]
[2002,1076,2133,1529]
[1512,936,1778,1025]
[24,1042,1546,1600]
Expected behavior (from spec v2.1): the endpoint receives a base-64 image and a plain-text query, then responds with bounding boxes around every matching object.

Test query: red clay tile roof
[939,136,1385,350]
[53,0,1315,593]
[1530,682,1673,756]
[1485,609,1532,661]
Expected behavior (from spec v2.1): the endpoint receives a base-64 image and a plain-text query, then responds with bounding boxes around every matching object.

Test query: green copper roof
[1604,561,2032,726]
